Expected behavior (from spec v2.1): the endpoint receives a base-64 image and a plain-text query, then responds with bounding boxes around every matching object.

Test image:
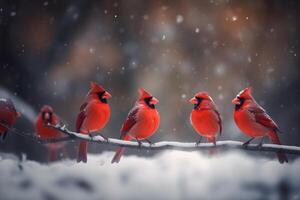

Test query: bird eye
[144,97,152,103]
[196,97,202,102]
[97,91,108,103]
[97,91,105,99]
[144,97,155,109]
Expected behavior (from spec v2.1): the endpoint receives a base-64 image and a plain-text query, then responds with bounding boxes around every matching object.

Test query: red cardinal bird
[111,88,160,163]
[0,98,21,141]
[76,82,111,163]
[232,87,288,163]
[189,92,222,145]
[36,105,64,161]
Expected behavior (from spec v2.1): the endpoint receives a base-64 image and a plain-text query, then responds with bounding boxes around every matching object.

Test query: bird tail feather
[111,134,130,163]
[268,131,288,163]
[77,141,88,163]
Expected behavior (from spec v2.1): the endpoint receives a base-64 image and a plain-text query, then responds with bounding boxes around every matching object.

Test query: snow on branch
[42,124,300,155]
[3,122,300,155]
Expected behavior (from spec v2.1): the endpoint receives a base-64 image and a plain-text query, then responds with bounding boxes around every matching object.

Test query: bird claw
[135,139,142,148]
[99,134,109,143]
[144,139,152,147]
[256,137,265,149]
[242,142,249,148]
[213,141,217,147]
[195,138,202,147]
[242,138,254,148]
[88,133,93,139]
[256,142,263,149]
[61,124,66,129]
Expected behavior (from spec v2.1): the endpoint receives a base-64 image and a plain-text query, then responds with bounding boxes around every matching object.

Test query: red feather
[214,109,222,135]
[233,88,287,163]
[120,106,139,139]
[76,102,87,163]
[76,102,87,132]
[249,106,279,131]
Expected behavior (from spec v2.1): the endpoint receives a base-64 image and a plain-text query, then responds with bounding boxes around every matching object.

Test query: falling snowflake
[89,48,95,54]
[176,15,184,24]
[10,11,16,17]
[143,15,149,20]
[247,56,252,63]
[232,16,237,21]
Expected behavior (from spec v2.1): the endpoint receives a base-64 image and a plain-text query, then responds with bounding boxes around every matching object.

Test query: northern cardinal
[76,82,111,163]
[232,87,288,163]
[36,105,64,161]
[111,88,160,163]
[0,98,21,141]
[189,92,222,145]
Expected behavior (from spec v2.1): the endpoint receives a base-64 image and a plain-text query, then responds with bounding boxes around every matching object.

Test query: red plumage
[111,88,160,163]
[0,98,20,141]
[232,87,288,163]
[189,92,222,147]
[76,82,111,163]
[35,105,64,161]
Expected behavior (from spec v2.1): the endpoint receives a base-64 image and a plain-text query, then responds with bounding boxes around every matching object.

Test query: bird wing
[76,102,88,132]
[120,106,139,139]
[248,106,279,131]
[79,102,88,112]
[214,109,222,135]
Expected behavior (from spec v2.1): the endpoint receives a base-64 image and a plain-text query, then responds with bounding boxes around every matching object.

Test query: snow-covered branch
[41,124,300,155]
[3,122,300,155]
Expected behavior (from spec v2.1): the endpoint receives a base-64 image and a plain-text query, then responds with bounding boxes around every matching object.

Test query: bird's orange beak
[232,97,240,105]
[103,91,112,99]
[189,97,197,104]
[150,97,159,105]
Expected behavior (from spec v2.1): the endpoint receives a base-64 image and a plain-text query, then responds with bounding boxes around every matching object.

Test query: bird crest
[138,88,153,100]
[237,87,253,99]
[195,92,211,100]
[89,82,105,93]
[41,105,53,113]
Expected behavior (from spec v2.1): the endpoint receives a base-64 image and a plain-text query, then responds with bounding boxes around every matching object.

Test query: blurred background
[0,0,299,162]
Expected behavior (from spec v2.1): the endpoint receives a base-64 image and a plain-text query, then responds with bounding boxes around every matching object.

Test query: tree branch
[43,124,300,155]
[0,122,73,144]
[3,122,300,155]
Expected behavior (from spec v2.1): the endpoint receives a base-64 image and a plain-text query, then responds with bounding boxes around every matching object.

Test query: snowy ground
[0,151,299,200]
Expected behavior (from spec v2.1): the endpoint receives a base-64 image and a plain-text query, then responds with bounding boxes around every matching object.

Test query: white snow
[0,98,7,102]
[0,151,299,200]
